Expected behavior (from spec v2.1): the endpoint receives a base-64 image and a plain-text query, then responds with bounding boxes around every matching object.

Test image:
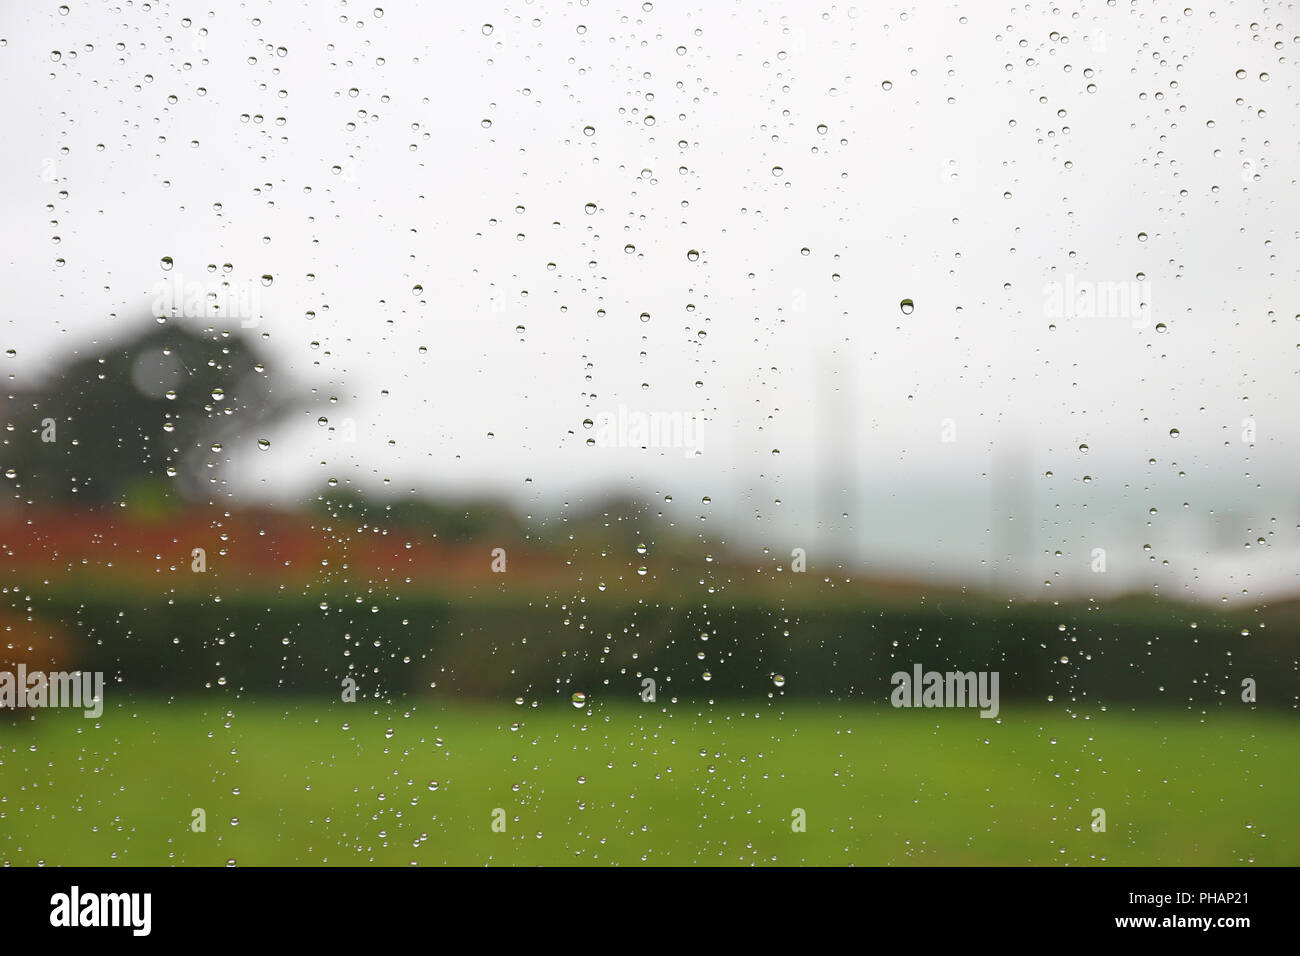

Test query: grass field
[1,701,1295,866]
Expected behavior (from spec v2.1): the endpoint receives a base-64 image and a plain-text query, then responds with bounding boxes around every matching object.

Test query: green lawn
[1,701,1294,866]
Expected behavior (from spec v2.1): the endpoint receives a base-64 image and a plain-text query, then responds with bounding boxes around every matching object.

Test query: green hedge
[19,588,1296,710]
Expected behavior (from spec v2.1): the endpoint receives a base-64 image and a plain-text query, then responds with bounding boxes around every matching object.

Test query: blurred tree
[0,319,298,507]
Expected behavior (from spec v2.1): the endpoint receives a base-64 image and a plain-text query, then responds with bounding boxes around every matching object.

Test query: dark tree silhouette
[1,319,298,506]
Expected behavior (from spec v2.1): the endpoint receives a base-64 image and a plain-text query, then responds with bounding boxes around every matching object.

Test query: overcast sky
[2,2,1296,600]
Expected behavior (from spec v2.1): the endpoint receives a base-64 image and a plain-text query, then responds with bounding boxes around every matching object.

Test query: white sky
[2,1,1296,600]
